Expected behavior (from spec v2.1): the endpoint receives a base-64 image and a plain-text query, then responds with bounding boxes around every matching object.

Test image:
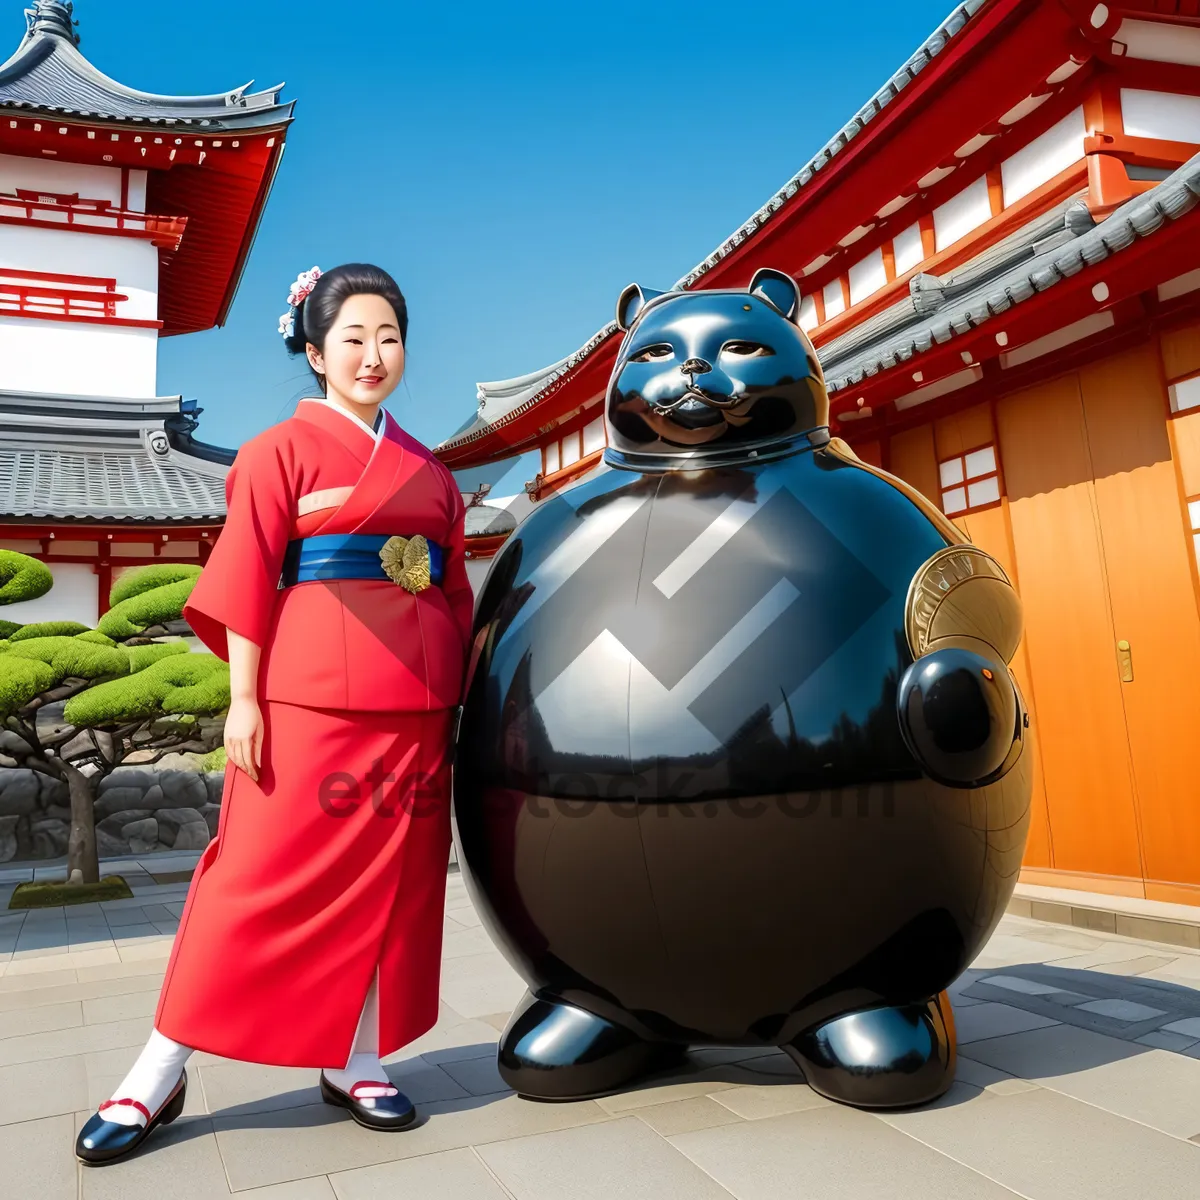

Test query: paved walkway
[3,867,1200,1198]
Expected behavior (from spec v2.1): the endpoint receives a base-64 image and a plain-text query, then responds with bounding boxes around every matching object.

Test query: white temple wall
[0,224,159,320]
[0,152,126,207]
[0,317,158,397]
[0,561,98,627]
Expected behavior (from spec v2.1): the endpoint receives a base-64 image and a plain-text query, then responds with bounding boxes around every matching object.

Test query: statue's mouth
[652,386,742,415]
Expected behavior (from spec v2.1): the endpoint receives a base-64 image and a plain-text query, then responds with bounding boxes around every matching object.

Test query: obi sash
[280,534,446,589]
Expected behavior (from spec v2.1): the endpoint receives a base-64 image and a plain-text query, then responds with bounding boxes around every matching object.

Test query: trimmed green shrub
[65,652,230,726]
[0,550,52,605]
[10,621,92,641]
[98,575,198,639]
[74,630,116,647]
[109,563,201,607]
[0,619,23,639]
[199,745,227,772]
[124,640,190,674]
[3,635,128,680]
[0,653,56,717]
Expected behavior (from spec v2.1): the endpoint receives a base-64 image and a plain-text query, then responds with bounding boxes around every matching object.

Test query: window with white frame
[581,414,606,455]
[1169,372,1200,414]
[939,444,1001,516]
[542,416,607,479]
[1188,497,1200,562]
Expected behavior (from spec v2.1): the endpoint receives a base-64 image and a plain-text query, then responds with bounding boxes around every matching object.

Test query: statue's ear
[749,268,802,322]
[616,284,663,331]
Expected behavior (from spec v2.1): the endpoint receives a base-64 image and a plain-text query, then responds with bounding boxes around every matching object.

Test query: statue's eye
[629,344,674,363]
[721,341,773,357]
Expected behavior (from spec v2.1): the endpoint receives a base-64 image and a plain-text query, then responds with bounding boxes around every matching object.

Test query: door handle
[1117,639,1133,683]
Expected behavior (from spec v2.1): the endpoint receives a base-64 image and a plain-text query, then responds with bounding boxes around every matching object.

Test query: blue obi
[280,534,445,589]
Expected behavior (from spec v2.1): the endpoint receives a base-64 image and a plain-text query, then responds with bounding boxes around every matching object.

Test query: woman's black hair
[284,263,408,392]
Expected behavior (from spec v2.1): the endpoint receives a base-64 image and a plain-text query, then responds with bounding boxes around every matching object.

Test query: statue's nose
[681,357,711,377]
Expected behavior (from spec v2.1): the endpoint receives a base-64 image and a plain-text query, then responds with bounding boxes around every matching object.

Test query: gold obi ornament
[379,535,433,594]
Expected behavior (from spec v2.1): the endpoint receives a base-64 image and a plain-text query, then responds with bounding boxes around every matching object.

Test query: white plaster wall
[0,224,159,320]
[127,170,148,212]
[0,153,124,206]
[0,316,158,396]
[933,177,991,251]
[892,222,924,275]
[798,295,818,332]
[0,562,98,627]
[823,278,846,319]
[1001,107,1085,206]
[848,248,887,306]
[1117,19,1200,68]
[1121,90,1200,143]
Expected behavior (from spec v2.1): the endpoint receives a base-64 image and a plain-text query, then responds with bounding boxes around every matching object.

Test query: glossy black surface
[319,1074,417,1131]
[453,274,1032,1107]
[499,992,687,1101]
[785,993,957,1109]
[897,642,1025,787]
[606,268,826,471]
[75,1069,187,1165]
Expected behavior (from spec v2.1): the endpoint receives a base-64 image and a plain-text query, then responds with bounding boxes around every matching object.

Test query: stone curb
[1007,883,1200,951]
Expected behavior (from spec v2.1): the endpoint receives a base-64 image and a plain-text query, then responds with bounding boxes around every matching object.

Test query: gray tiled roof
[0,3,293,131]
[0,390,230,521]
[441,0,987,454]
[822,152,1200,393]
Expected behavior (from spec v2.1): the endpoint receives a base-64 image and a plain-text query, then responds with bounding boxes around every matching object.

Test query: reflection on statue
[454,269,1032,1108]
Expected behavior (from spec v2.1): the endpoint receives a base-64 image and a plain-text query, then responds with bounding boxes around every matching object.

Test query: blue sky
[8,0,956,475]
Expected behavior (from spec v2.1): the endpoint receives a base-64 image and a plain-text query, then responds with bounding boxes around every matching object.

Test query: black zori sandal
[75,1069,188,1165]
[319,1072,416,1130]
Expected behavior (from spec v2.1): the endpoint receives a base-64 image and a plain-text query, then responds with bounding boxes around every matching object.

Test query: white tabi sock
[323,968,397,1107]
[101,1028,193,1126]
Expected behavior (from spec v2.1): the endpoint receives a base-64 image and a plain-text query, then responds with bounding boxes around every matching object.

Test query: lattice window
[939,444,1002,516]
[0,268,126,322]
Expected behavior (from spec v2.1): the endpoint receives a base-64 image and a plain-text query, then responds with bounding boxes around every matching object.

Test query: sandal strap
[347,1080,399,1099]
[98,1097,150,1124]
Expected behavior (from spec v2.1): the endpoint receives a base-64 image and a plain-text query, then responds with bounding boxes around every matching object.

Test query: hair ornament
[278,266,322,340]
[287,266,323,308]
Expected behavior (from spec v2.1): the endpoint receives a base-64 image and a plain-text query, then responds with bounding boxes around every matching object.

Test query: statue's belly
[455,461,1030,1042]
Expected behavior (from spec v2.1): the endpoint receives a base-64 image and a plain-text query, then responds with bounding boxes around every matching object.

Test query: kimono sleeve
[184,435,296,661]
[441,486,475,651]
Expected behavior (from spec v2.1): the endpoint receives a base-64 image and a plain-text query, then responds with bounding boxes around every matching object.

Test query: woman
[75,264,474,1165]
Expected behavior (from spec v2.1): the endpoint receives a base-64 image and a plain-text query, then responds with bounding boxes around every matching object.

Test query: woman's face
[307,292,405,407]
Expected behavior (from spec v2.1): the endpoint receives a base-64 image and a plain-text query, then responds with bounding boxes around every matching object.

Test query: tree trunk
[62,762,100,885]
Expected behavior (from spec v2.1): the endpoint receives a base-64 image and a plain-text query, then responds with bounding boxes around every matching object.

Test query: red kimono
[155,398,472,1067]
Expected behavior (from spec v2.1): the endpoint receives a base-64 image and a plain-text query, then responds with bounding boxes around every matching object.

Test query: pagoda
[0,1,293,623]
[439,0,1200,906]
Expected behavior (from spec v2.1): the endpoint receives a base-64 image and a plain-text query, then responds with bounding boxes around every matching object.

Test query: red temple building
[0,1,292,624]
[439,0,1200,906]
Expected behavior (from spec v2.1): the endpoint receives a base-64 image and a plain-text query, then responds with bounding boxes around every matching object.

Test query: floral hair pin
[278,265,323,340]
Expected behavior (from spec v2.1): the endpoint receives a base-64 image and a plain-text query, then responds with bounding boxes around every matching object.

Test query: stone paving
[2,864,1200,1197]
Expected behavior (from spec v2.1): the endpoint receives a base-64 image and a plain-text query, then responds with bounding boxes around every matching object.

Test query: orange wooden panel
[934,402,994,462]
[888,425,941,505]
[853,439,883,468]
[1160,320,1200,382]
[996,374,1144,879]
[1170,410,1200,498]
[1079,346,1200,889]
[959,501,1053,869]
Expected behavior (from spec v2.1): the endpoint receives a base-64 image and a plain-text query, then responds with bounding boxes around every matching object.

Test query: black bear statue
[453,268,1032,1109]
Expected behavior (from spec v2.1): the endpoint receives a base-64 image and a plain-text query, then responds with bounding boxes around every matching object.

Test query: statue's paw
[785,994,956,1109]
[498,991,685,1101]
[897,642,1024,788]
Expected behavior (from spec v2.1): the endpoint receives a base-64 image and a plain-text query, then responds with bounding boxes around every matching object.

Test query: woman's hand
[224,695,264,783]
